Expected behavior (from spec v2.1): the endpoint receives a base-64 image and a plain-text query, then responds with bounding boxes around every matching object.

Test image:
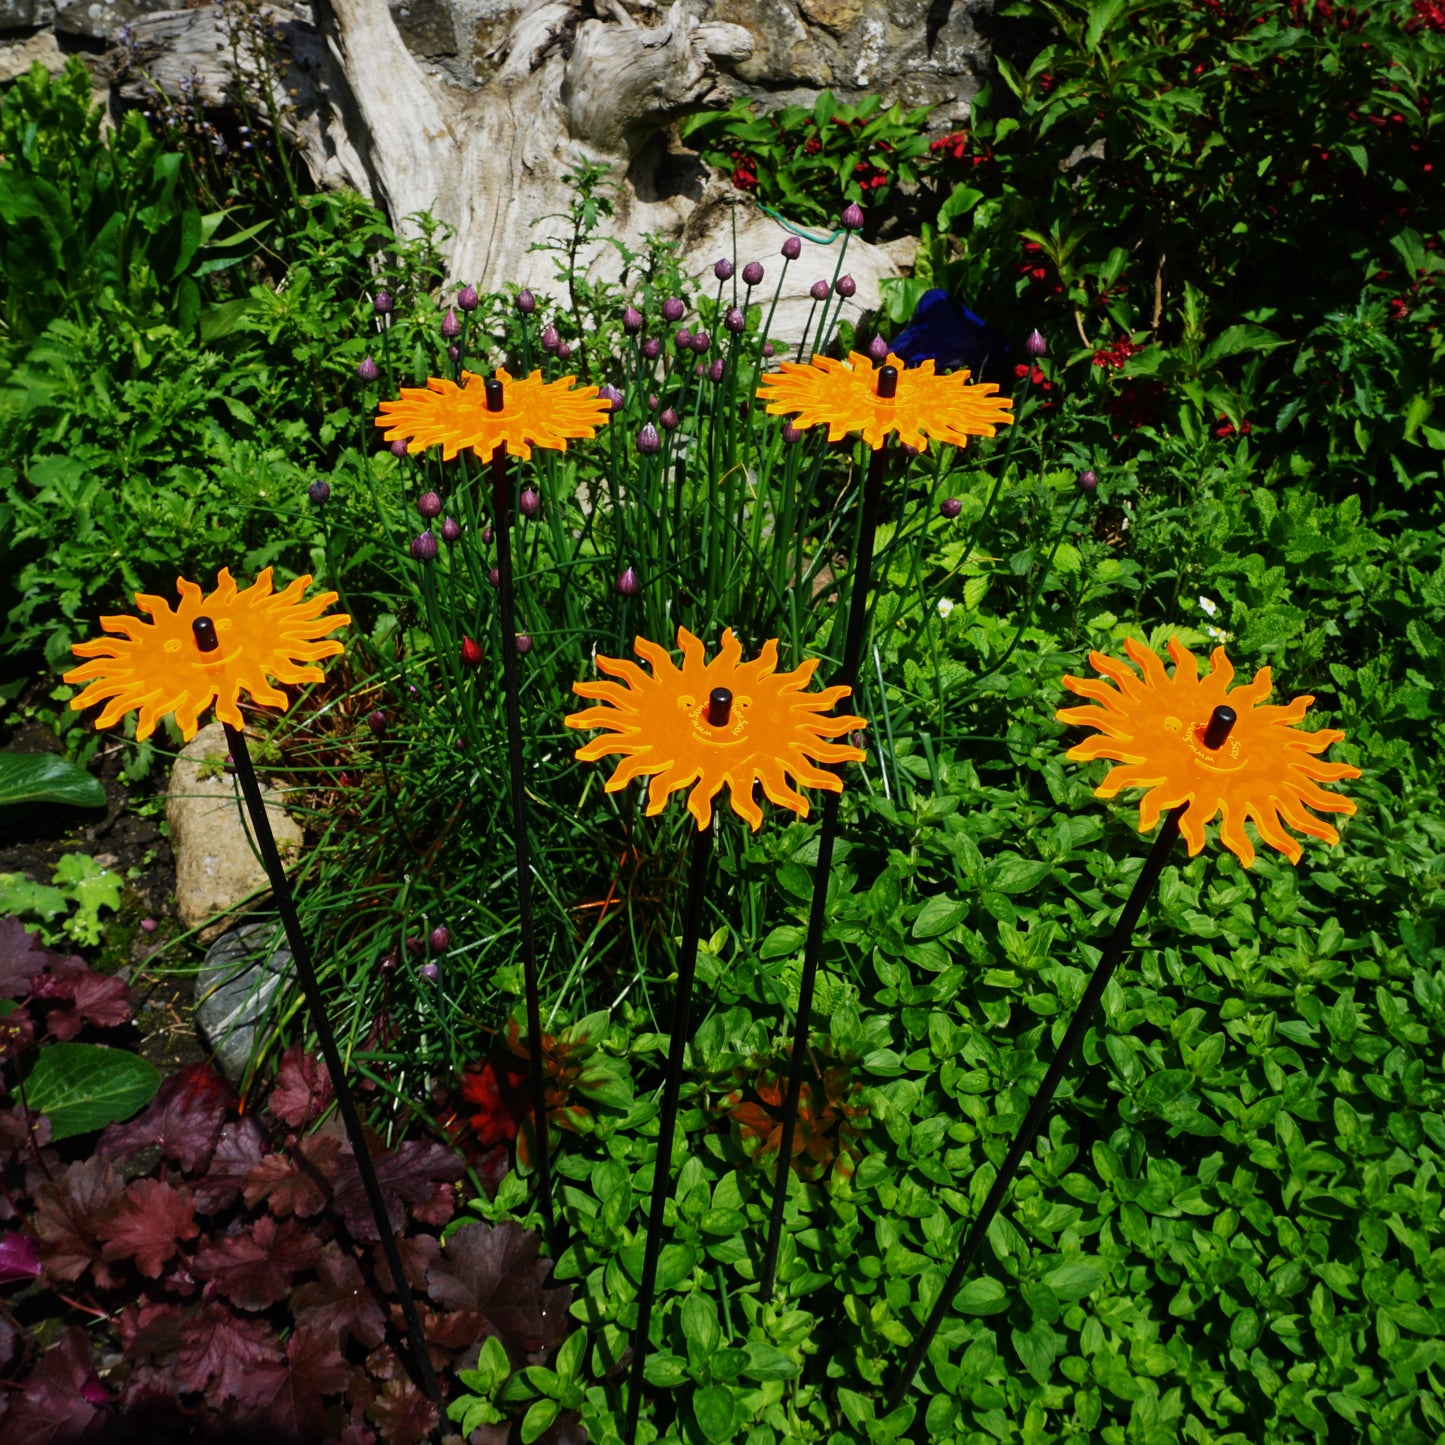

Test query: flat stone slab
[195,921,296,1085]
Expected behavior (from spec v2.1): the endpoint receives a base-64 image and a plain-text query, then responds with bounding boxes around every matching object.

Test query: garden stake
[193,614,447,1427]
[885,703,1239,1412]
[757,363,896,1299]
[622,788,716,1445]
[484,375,557,1248]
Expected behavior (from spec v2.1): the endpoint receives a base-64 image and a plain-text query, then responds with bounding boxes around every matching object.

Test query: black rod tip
[485,377,504,412]
[1200,705,1237,751]
[192,616,219,653]
[707,687,733,728]
[877,363,898,399]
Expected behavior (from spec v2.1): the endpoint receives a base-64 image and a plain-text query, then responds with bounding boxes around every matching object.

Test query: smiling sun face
[564,628,867,831]
[1056,637,1360,868]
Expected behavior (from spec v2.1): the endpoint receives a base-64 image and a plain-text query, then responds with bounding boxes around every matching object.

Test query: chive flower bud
[659,407,679,430]
[366,709,387,736]
[715,258,734,280]
[541,324,560,351]
[762,341,774,358]
[623,305,643,333]
[457,284,479,312]
[442,516,461,542]
[441,308,461,338]
[691,330,710,354]
[835,274,856,298]
[662,297,686,322]
[373,291,394,315]
[782,421,803,445]
[637,423,660,455]
[308,479,330,505]
[417,490,442,519]
[674,328,692,349]
[1026,328,1047,358]
[390,439,408,458]
[489,567,500,587]
[556,341,572,361]
[447,344,460,362]
[940,497,963,519]
[742,261,764,286]
[1077,469,1098,492]
[482,524,494,545]
[597,384,624,412]
[781,236,802,260]
[461,636,483,666]
[642,337,661,360]
[724,306,745,333]
[708,358,725,382]
[516,289,536,314]
[515,634,532,655]
[429,925,450,952]
[841,202,865,230]
[420,962,439,982]
[616,565,641,596]
[519,487,541,517]
[357,356,379,382]
[411,531,438,561]
[810,279,830,301]
[867,336,888,361]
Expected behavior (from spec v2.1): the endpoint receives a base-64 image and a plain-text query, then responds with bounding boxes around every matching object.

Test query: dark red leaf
[191,1116,268,1214]
[44,970,131,1041]
[32,1157,123,1286]
[116,1300,185,1358]
[192,1214,323,1310]
[2,1327,106,1444]
[176,1300,282,1399]
[0,1229,42,1283]
[98,1179,199,1278]
[293,1246,387,1351]
[234,1324,348,1439]
[365,1376,438,1445]
[0,917,48,999]
[372,1233,439,1296]
[0,1102,50,1157]
[425,1221,572,1363]
[334,1426,377,1445]
[268,1046,334,1128]
[332,1140,464,1241]
[243,1132,345,1219]
[97,1062,235,1174]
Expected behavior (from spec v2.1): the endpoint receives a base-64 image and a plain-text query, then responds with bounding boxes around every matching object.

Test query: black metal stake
[758,364,897,1298]
[621,690,727,1445]
[191,617,445,1426]
[885,704,1239,1412]
[484,377,556,1247]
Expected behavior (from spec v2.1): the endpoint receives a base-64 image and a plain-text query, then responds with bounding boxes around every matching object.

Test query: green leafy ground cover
[2,0,1444,1437]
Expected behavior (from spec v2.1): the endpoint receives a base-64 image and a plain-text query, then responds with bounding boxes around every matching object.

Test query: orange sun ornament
[756,349,1013,451]
[564,628,867,831]
[375,366,611,462]
[63,568,349,742]
[1056,637,1360,868]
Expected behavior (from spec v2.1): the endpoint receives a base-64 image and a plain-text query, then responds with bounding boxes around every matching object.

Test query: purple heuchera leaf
[97,1061,235,1174]
[0,1229,41,1283]
[268,1045,334,1128]
[0,916,47,998]
[3,1327,107,1441]
[331,1139,464,1241]
[191,1116,268,1214]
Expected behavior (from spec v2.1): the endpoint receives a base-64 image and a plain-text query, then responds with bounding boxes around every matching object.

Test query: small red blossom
[1093,337,1143,370]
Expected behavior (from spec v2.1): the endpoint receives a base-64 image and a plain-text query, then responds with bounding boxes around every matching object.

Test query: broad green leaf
[0,751,105,809]
[953,1276,1009,1314]
[24,1043,160,1141]
[912,894,967,939]
[693,1384,736,1442]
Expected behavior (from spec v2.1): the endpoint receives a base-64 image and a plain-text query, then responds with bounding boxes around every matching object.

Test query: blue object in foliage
[888,288,1011,382]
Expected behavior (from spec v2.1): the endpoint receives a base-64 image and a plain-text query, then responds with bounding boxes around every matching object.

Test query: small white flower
[1199,595,1219,618]
[1206,625,1232,642]
[937,598,955,619]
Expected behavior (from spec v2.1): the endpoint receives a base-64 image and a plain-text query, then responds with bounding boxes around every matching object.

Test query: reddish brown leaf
[243,1132,344,1219]
[116,1300,185,1357]
[233,1324,348,1439]
[0,916,47,999]
[366,1376,438,1445]
[268,1046,334,1127]
[99,1179,199,1278]
[176,1300,283,1399]
[292,1247,387,1351]
[32,1157,123,1286]
[44,971,131,1041]
[192,1214,322,1310]
[97,1062,235,1174]
[332,1140,464,1241]
[372,1232,439,1296]
[1,1327,104,1444]
[191,1116,268,1214]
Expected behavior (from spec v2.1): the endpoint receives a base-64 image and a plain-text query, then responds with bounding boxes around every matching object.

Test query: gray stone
[0,0,54,34]
[53,0,164,40]
[0,27,64,79]
[195,922,296,1085]
[167,721,304,940]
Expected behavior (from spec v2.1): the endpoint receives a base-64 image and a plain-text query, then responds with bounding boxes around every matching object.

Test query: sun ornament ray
[63,568,349,742]
[564,627,867,832]
[375,365,612,461]
[755,347,1013,451]
[1056,636,1360,867]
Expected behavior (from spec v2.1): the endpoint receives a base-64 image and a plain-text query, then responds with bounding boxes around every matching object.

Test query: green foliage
[0,852,123,947]
[0,749,104,808]
[23,1041,161,1141]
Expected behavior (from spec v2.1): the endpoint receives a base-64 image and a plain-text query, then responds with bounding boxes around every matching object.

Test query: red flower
[803,137,822,155]
[460,1057,528,1147]
[1093,337,1143,370]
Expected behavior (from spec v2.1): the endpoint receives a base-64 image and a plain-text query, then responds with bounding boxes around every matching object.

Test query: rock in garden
[195,921,296,1085]
[167,722,303,939]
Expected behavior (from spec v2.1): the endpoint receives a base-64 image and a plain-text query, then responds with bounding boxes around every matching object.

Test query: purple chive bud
[781,236,802,260]
[597,384,624,412]
[675,328,692,349]
[516,289,536,314]
[691,330,710,354]
[810,279,830,301]
[457,284,479,312]
[835,274,857,298]
[940,497,963,519]
[1077,469,1098,492]
[556,341,572,361]
[515,634,533,655]
[708,358,725,383]
[442,516,462,542]
[637,423,661,455]
[742,261,764,286]
[447,344,461,362]
[367,710,387,737]
[1026,328,1047,358]
[420,962,439,982]
[489,567,500,587]
[648,394,659,410]
[642,337,661,361]
[616,565,641,597]
[140,918,158,934]
[661,297,685,323]
[417,490,442,519]
[429,925,451,953]
[373,290,394,315]
[482,524,494,545]
[762,341,775,358]
[357,356,379,382]
[390,439,409,458]
[309,479,331,505]
[411,531,438,561]
[541,324,560,351]
[867,336,888,362]
[441,308,461,338]
[622,305,644,333]
[724,306,745,333]
[842,203,866,231]
[715,258,735,280]
[659,407,679,430]
[782,421,803,445]
[519,487,541,517]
